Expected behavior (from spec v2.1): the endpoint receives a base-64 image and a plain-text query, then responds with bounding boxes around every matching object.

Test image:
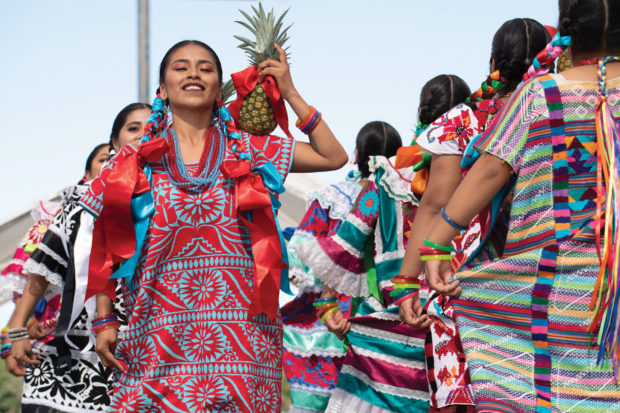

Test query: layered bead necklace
[162,122,227,193]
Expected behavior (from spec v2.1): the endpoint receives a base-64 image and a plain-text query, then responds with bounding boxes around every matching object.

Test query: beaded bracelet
[7,327,29,343]
[92,314,121,335]
[0,328,10,359]
[441,207,468,231]
[0,342,11,359]
[390,275,421,305]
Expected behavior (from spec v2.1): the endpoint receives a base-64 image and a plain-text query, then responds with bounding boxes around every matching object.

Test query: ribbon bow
[220,158,291,320]
[228,65,293,138]
[394,143,430,197]
[86,138,169,301]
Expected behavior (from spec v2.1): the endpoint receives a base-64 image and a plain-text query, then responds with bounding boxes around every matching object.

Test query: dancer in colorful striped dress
[298,75,470,412]
[282,122,402,413]
[396,18,550,412]
[423,1,620,411]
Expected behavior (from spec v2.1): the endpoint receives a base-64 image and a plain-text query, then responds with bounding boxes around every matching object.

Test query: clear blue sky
[0,0,558,223]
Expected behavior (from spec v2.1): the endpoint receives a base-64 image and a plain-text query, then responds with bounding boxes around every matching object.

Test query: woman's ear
[490,58,496,73]
[159,83,168,100]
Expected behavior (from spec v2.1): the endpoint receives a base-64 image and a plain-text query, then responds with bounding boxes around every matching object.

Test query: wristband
[440,207,468,231]
[423,238,455,253]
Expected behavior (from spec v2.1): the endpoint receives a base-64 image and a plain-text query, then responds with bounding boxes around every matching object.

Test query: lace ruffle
[295,238,368,297]
[23,259,65,288]
[306,180,362,221]
[368,156,416,203]
[325,388,393,413]
[0,272,28,298]
[30,200,61,223]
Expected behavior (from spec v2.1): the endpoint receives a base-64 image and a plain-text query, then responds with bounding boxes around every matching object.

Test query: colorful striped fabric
[454,74,620,412]
[300,156,430,412]
[282,178,362,412]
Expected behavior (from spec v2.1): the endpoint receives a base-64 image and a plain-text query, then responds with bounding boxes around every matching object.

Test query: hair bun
[559,16,574,36]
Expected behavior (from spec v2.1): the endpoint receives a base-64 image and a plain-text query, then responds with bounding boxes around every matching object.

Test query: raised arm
[258,44,348,172]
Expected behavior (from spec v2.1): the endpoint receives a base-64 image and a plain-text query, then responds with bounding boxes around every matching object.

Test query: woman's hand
[11,339,39,365]
[4,354,26,376]
[27,319,47,340]
[95,329,125,372]
[399,295,431,329]
[324,309,351,341]
[257,43,298,101]
[425,260,461,296]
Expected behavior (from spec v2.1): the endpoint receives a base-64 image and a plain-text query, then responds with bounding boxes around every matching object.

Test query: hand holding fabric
[425,259,461,296]
[324,309,351,341]
[398,295,431,329]
[95,328,125,372]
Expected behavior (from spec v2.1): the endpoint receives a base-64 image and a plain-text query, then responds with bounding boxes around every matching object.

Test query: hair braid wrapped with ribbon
[522,32,572,81]
[466,70,509,103]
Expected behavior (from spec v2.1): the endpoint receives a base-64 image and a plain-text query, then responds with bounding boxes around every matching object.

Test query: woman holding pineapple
[81,35,347,412]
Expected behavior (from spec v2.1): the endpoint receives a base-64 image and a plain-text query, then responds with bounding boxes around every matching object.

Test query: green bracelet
[423,238,455,253]
[420,254,452,261]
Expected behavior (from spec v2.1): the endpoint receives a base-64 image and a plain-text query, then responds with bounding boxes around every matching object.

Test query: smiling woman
[82,40,347,412]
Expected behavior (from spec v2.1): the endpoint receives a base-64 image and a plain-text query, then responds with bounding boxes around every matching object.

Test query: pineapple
[234,3,291,135]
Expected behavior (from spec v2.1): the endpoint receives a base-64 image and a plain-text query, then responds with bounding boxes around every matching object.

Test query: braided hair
[355,121,402,178]
[418,74,471,126]
[524,0,620,81]
[467,18,550,102]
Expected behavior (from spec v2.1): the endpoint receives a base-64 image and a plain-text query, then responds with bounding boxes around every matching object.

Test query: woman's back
[474,70,620,256]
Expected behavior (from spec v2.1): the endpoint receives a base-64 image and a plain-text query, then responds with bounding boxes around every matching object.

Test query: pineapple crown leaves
[221,79,236,106]
[234,3,292,66]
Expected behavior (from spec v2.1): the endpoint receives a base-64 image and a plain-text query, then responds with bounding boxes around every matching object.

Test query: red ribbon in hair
[220,159,287,320]
[228,65,293,138]
[86,139,169,301]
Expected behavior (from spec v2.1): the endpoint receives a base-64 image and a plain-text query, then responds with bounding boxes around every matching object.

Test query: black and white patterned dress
[23,184,126,413]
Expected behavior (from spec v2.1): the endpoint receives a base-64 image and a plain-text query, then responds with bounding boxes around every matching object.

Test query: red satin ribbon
[221,159,287,320]
[86,139,169,301]
[228,65,293,138]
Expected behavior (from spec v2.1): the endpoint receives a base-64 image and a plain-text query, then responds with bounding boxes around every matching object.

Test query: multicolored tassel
[588,56,620,381]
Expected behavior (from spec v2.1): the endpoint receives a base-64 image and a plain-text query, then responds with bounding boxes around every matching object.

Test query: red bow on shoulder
[86,139,169,301]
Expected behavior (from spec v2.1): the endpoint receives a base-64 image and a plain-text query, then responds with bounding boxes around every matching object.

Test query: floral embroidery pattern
[358,190,379,217]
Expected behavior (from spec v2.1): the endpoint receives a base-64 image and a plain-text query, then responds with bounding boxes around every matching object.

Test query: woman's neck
[170,106,213,145]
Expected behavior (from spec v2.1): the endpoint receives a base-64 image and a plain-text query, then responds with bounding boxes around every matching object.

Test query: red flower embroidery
[440,109,475,149]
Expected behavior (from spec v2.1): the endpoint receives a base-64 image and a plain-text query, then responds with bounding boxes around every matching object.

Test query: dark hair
[559,0,620,55]
[109,102,152,148]
[159,40,223,84]
[355,121,402,178]
[418,75,471,126]
[490,18,550,92]
[84,143,109,173]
